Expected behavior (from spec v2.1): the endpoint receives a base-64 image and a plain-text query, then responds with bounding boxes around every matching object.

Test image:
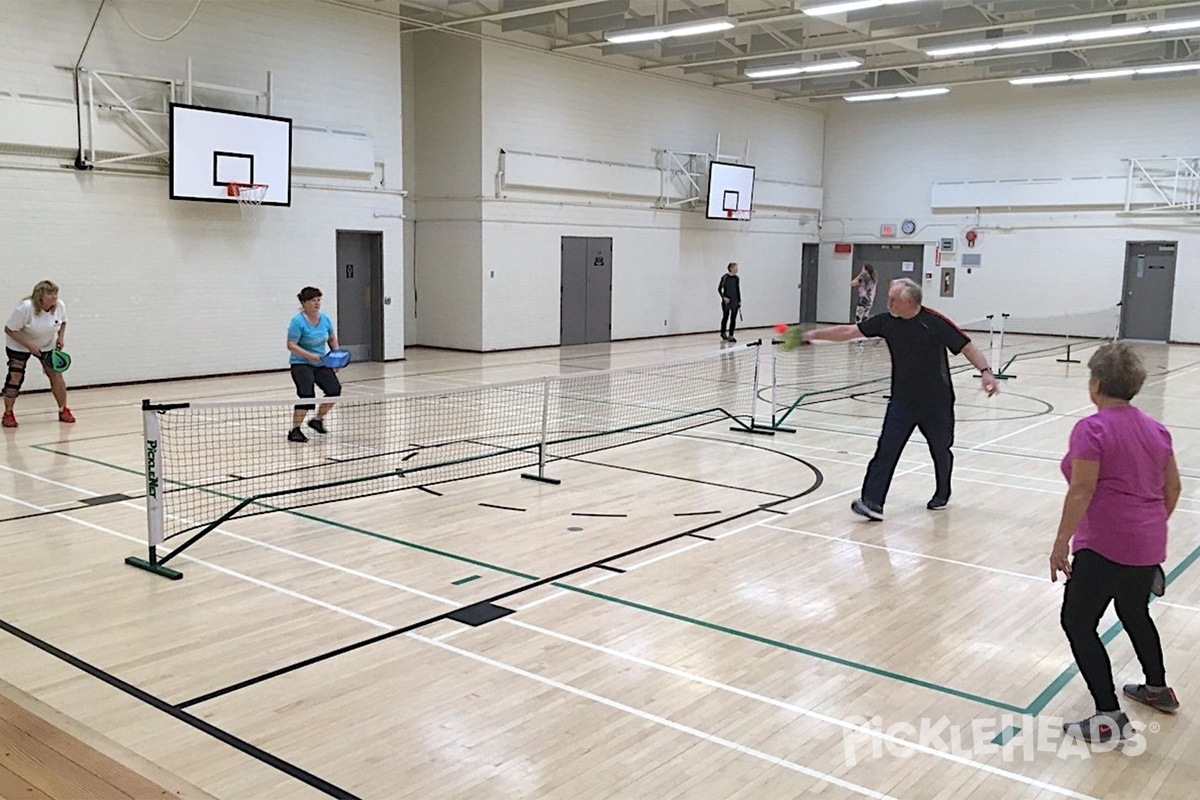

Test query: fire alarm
[834,243,853,254]
[965,230,978,248]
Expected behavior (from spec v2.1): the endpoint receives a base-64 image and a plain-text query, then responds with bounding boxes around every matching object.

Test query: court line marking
[0,474,1132,796]
[492,619,1098,800]
[0,491,892,800]
[409,633,899,800]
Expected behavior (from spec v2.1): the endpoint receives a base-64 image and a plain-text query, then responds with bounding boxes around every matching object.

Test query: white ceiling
[327,0,1200,102]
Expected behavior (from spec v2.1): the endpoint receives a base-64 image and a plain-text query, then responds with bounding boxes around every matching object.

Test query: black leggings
[1060,548,1166,711]
[290,363,341,411]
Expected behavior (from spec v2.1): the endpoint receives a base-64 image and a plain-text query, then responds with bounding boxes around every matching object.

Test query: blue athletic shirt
[287,312,335,365]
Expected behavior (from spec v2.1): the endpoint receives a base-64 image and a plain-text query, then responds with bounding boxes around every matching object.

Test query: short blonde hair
[1088,342,1146,401]
[29,280,59,313]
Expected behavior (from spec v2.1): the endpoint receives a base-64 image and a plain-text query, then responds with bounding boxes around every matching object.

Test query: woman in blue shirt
[286,286,340,442]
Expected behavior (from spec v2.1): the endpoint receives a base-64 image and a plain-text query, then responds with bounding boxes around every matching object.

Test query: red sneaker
[58,407,75,423]
[2,411,15,428]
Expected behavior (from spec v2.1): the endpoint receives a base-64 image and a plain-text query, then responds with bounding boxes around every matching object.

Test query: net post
[521,377,560,485]
[125,400,183,580]
[765,337,796,434]
[992,313,1015,380]
[731,341,774,435]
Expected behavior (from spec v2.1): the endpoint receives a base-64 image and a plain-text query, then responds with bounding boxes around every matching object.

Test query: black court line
[566,455,788,498]
[174,456,823,710]
[674,510,721,517]
[757,506,789,515]
[478,503,525,512]
[686,533,716,541]
[0,616,359,799]
[0,493,144,524]
[416,486,443,497]
[571,512,628,518]
[594,564,626,574]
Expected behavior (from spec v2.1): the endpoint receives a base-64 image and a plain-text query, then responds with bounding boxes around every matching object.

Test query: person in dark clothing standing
[802,279,999,520]
[718,262,741,342]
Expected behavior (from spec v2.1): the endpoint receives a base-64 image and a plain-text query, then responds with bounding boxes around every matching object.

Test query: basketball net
[227,183,268,221]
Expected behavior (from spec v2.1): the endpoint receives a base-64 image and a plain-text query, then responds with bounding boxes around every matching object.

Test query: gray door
[851,244,925,318]
[336,231,384,360]
[800,242,819,323]
[1121,241,1176,341]
[585,238,612,344]
[561,236,612,345]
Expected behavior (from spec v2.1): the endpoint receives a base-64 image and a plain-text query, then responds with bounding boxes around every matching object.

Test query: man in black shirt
[718,262,741,342]
[802,278,999,520]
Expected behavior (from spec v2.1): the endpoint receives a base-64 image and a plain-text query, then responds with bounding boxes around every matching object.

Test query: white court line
[759,522,1046,583]
[0,488,896,800]
[0,469,1100,798]
[409,633,900,800]
[1157,600,1200,613]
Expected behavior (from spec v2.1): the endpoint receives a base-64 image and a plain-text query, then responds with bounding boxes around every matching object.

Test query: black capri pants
[290,363,341,411]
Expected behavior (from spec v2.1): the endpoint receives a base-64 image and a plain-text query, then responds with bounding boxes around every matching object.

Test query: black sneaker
[728,337,737,343]
[307,417,327,435]
[1123,684,1180,714]
[288,427,308,443]
[1063,711,1131,744]
[927,496,949,511]
[851,498,884,521]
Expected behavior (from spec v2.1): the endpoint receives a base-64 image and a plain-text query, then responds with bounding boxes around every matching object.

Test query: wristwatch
[980,367,993,374]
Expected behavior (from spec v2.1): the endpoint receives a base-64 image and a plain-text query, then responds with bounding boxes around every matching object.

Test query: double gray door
[561,237,612,345]
[1120,241,1176,341]
[850,244,925,318]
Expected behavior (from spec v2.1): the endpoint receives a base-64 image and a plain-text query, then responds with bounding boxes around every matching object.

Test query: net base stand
[521,472,561,485]
[1056,343,1081,364]
[124,555,183,580]
[731,424,775,436]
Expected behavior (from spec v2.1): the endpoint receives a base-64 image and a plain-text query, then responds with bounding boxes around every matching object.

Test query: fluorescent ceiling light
[844,86,949,101]
[745,57,863,78]
[1009,63,1200,85]
[994,34,1067,50]
[605,18,734,44]
[925,43,996,57]
[1148,19,1200,32]
[1076,68,1137,80]
[802,0,923,17]
[1136,62,1200,74]
[929,18,1200,57]
[1009,75,1071,85]
[1066,26,1147,41]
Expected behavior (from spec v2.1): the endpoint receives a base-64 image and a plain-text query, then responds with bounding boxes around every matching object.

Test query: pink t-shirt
[1060,405,1173,566]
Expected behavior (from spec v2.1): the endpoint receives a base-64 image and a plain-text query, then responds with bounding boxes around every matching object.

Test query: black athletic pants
[1061,548,1167,711]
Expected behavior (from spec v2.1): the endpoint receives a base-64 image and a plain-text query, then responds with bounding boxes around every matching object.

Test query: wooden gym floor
[1,328,1197,799]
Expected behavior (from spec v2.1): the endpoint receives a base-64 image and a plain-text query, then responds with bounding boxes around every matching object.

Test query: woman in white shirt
[4,280,73,427]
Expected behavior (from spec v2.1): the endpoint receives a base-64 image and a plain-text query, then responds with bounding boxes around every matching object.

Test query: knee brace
[3,359,25,398]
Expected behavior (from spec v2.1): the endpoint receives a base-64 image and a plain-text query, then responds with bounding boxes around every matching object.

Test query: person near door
[801,278,999,519]
[1050,342,1181,744]
[851,264,878,324]
[286,286,341,443]
[3,279,73,428]
[718,262,741,342]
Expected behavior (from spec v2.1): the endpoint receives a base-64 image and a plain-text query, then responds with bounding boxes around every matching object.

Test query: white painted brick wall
[0,0,405,387]
[820,80,1200,341]
[475,42,824,349]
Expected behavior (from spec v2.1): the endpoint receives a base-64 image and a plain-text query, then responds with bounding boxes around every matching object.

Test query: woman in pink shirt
[1051,342,1182,744]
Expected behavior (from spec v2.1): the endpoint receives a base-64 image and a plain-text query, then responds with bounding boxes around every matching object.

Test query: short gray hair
[891,278,922,305]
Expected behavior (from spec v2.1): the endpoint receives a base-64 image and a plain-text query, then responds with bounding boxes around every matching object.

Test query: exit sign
[880,224,896,237]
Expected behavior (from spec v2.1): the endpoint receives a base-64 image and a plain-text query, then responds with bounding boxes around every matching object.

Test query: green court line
[991,725,1021,746]
[32,441,1200,719]
[556,584,1028,714]
[452,575,481,586]
[1023,539,1200,716]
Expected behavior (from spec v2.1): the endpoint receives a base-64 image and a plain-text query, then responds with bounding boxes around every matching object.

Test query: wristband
[980,367,993,374]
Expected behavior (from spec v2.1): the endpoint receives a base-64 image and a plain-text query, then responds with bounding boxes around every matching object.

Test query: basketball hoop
[226,182,268,221]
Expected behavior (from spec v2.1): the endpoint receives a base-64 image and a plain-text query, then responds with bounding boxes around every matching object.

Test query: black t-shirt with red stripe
[857,308,970,405]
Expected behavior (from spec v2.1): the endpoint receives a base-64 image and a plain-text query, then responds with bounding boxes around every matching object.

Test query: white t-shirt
[5,298,67,352]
